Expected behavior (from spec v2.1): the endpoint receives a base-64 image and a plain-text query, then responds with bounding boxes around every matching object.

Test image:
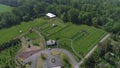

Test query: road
[78,34,111,66]
[51,48,79,68]
[23,48,79,68]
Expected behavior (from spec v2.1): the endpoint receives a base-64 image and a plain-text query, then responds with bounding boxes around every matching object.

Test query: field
[0,4,13,13]
[24,31,39,40]
[0,18,47,45]
[35,19,106,57]
[0,17,106,59]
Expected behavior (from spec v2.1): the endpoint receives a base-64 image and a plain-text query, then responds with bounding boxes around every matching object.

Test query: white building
[46,13,56,18]
[46,40,56,46]
[53,67,61,68]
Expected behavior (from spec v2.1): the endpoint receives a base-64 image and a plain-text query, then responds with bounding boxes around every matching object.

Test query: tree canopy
[0,0,120,34]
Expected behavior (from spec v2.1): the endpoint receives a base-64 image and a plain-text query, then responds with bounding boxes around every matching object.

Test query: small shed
[46,13,56,18]
[47,40,56,46]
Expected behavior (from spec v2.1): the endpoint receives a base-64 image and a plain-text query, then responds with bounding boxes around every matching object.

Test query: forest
[0,0,120,36]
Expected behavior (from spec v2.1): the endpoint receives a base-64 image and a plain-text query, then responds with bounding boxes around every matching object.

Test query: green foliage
[0,38,20,51]
[83,39,120,68]
[0,43,21,68]
[0,0,120,34]
[60,53,73,68]
[0,4,13,13]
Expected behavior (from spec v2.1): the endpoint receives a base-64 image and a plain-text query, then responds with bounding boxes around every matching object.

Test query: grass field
[24,31,39,40]
[37,18,67,37]
[0,4,13,13]
[0,18,47,45]
[0,17,106,59]
[45,24,106,57]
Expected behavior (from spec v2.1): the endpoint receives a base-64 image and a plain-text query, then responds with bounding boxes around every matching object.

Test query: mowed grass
[37,18,67,37]
[0,18,47,45]
[0,4,13,13]
[24,31,39,40]
[0,17,106,57]
[47,24,106,57]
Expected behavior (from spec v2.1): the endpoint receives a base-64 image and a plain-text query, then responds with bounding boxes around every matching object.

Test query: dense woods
[0,0,120,35]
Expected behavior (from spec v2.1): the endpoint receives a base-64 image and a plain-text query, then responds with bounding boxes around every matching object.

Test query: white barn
[46,13,56,18]
[53,67,61,68]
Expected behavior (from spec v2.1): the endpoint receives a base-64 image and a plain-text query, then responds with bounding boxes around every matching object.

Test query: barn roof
[46,13,56,18]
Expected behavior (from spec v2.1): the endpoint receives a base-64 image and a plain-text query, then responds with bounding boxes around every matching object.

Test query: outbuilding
[46,13,56,18]
[46,40,56,46]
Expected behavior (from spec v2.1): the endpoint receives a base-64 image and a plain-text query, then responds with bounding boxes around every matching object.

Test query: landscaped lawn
[37,18,67,37]
[46,24,107,57]
[0,17,107,59]
[0,4,13,13]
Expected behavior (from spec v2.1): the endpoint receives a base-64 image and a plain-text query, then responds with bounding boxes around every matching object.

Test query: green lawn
[47,24,106,57]
[24,31,39,40]
[0,17,106,59]
[37,18,67,37]
[0,18,47,45]
[0,4,13,13]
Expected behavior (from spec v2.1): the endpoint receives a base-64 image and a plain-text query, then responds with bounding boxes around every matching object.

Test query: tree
[112,23,120,33]
[67,8,79,23]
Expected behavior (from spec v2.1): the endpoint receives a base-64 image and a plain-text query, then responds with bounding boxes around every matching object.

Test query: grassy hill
[0,18,47,45]
[0,4,13,13]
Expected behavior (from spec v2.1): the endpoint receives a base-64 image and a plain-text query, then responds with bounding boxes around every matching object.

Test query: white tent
[46,13,56,18]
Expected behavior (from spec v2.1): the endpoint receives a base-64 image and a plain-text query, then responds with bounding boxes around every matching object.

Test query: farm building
[53,67,61,68]
[46,13,56,18]
[46,40,56,46]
